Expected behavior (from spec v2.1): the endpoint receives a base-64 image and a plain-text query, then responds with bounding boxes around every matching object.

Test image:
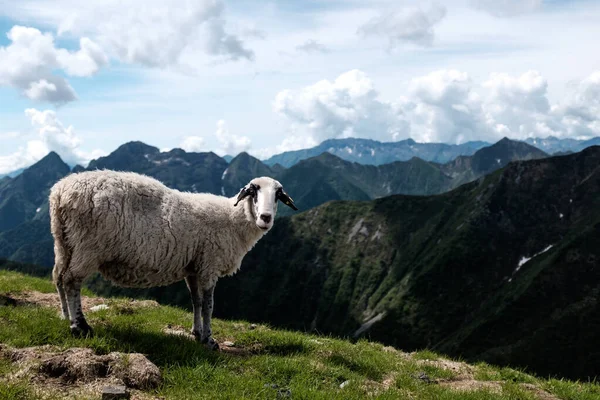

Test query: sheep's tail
[49,186,71,284]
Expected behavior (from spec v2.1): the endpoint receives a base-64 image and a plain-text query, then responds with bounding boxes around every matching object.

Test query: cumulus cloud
[296,40,330,54]
[0,26,107,104]
[471,0,543,17]
[0,109,105,174]
[57,0,253,67]
[358,4,447,48]
[274,69,409,143]
[180,136,206,152]
[273,69,600,147]
[215,120,252,156]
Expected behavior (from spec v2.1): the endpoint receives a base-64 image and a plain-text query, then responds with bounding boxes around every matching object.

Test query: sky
[0,0,600,174]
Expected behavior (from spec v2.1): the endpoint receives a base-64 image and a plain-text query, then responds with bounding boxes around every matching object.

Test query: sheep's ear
[234,186,250,207]
[277,189,298,211]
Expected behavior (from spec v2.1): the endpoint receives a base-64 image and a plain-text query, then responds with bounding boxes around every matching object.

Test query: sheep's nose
[260,213,272,224]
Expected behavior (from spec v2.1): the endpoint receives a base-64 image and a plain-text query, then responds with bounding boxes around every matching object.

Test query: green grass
[0,270,598,399]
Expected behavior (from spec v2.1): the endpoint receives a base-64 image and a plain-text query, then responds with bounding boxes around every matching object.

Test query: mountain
[0,138,552,266]
[0,152,70,233]
[87,141,228,193]
[525,136,600,154]
[275,152,453,215]
[263,138,490,167]
[212,145,600,380]
[442,137,548,187]
[221,152,279,197]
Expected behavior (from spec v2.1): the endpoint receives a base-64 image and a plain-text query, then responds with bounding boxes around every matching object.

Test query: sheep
[49,170,298,349]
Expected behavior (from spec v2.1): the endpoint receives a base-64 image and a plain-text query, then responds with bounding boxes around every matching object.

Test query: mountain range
[263,136,600,168]
[0,137,548,265]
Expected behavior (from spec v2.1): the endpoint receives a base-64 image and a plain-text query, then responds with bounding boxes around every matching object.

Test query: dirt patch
[415,357,475,381]
[415,356,558,399]
[521,383,561,400]
[0,344,161,398]
[440,379,503,393]
[161,325,252,356]
[8,291,160,315]
[10,291,108,312]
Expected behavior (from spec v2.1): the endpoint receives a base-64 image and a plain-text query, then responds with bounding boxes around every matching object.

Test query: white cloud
[55,0,253,67]
[296,39,330,54]
[471,0,543,17]
[180,136,206,152]
[274,69,409,143]
[358,4,447,48]
[0,109,105,174]
[215,120,251,156]
[273,68,600,147]
[0,25,106,104]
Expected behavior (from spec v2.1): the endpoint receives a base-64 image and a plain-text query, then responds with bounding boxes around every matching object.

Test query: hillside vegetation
[1,270,599,400]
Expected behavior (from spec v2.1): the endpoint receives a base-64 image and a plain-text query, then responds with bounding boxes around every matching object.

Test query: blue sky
[0,0,599,173]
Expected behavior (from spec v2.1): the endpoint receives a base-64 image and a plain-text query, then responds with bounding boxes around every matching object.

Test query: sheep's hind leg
[52,269,69,320]
[201,284,219,351]
[64,277,93,337]
[185,275,203,340]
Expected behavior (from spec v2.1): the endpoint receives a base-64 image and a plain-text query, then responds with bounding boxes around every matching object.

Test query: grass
[0,270,599,399]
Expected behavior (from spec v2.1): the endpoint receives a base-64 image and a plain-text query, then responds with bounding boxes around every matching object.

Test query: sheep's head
[234,177,298,230]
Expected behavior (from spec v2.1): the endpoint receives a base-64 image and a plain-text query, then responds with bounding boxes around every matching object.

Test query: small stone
[249,324,257,330]
[223,341,235,347]
[415,372,431,384]
[102,385,130,400]
[340,380,350,389]
[90,304,110,312]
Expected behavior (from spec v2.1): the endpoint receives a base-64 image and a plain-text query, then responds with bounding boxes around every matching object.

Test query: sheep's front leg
[201,284,219,350]
[184,275,202,339]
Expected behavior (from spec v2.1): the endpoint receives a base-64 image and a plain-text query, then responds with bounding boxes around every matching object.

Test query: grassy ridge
[1,270,599,399]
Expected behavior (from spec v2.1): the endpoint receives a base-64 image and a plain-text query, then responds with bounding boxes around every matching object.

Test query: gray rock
[102,385,130,400]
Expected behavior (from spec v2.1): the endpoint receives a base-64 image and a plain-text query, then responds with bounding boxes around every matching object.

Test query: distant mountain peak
[115,141,160,155]
[28,151,70,173]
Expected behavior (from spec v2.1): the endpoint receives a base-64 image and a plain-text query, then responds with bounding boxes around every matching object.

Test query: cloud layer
[0,26,107,104]
[58,0,253,66]
[273,68,600,148]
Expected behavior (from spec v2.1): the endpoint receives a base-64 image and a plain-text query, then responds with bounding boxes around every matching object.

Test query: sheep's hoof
[70,319,94,338]
[202,337,220,351]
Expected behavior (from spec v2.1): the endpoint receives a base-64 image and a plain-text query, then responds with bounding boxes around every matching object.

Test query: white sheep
[49,170,297,349]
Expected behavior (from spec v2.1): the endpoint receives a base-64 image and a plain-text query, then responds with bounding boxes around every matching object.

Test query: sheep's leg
[64,277,93,337]
[184,275,203,339]
[52,269,69,320]
[201,284,219,350]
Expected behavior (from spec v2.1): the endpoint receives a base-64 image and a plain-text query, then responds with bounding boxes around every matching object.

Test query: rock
[102,385,130,400]
[90,304,110,312]
[415,372,431,384]
[249,324,257,330]
[340,380,350,388]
